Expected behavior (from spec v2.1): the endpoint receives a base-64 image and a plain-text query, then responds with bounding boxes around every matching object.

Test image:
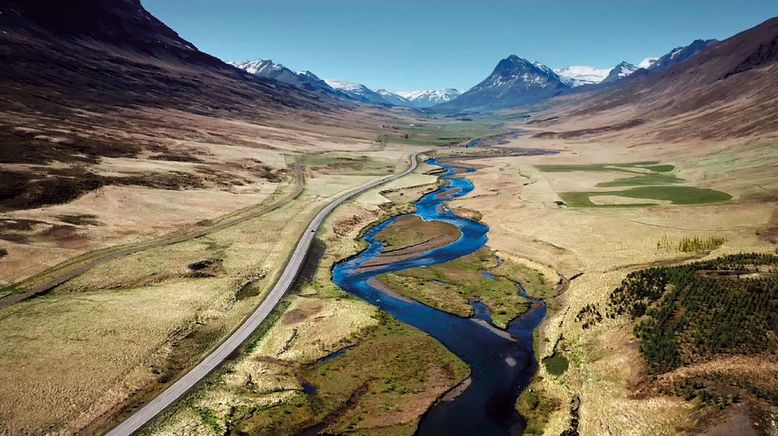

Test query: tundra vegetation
[0,146,437,434]
[148,160,474,435]
[378,248,552,328]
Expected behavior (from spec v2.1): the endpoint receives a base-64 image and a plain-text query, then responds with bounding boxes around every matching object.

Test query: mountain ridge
[435,55,571,111]
[537,17,778,140]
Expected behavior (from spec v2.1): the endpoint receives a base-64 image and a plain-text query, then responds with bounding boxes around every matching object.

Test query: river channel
[331,158,546,435]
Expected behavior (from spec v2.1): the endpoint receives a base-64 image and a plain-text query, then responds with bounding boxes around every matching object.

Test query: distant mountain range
[438,38,722,111]
[546,20,777,140]
[324,80,393,105]
[228,59,348,100]
[231,37,726,113]
[231,59,459,108]
[397,89,461,107]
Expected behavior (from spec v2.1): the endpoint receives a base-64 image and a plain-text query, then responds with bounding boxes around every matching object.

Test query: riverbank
[332,157,555,435]
[452,132,777,435]
[144,157,474,435]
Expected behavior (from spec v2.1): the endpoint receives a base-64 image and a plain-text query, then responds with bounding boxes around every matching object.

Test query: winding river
[332,158,546,435]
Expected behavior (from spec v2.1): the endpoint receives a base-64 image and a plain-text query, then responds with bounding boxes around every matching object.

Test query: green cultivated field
[560,186,733,207]
[541,161,732,207]
[536,161,663,174]
[596,172,685,187]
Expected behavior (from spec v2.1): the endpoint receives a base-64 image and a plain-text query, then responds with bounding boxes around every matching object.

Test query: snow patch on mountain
[397,88,461,107]
[602,61,638,83]
[554,65,610,87]
[638,57,658,69]
[325,80,390,104]
[230,59,284,75]
[376,89,410,106]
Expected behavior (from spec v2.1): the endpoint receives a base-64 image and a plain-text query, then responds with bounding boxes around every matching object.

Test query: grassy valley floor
[147,159,474,435]
[452,130,778,435]
[0,145,430,434]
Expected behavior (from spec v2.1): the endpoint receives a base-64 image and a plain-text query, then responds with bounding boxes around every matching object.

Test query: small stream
[331,158,546,435]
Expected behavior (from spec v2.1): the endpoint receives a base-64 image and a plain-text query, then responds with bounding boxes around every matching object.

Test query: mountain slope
[598,40,718,85]
[325,80,393,105]
[647,39,718,71]
[437,55,571,111]
[535,18,778,140]
[0,0,339,116]
[0,0,359,167]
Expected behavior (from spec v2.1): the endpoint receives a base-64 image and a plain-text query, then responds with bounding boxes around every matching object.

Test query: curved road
[108,152,421,436]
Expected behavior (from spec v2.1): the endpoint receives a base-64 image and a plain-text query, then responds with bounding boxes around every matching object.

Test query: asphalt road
[107,152,420,436]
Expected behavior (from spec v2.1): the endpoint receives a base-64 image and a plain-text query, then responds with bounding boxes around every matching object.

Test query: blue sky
[145,0,778,92]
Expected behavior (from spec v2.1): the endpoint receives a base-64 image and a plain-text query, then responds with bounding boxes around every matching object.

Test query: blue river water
[332,160,546,435]
[331,158,547,435]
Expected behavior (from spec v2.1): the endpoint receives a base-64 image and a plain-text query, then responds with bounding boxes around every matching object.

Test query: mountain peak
[230,59,285,75]
[601,61,638,83]
[436,55,569,111]
[650,39,718,70]
[485,56,563,86]
[493,55,542,76]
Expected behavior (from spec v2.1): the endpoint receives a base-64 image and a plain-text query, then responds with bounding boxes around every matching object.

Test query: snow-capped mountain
[230,59,302,85]
[324,80,393,105]
[647,39,717,71]
[229,59,338,96]
[554,66,610,87]
[437,55,571,111]
[600,40,718,84]
[601,61,639,83]
[231,60,426,107]
[231,59,400,105]
[376,89,411,106]
[638,57,659,69]
[398,89,461,108]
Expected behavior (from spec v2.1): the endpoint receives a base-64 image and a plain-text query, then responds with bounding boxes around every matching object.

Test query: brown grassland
[0,134,434,434]
[146,160,473,435]
[450,118,778,435]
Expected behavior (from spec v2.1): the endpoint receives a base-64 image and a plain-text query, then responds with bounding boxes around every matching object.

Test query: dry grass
[375,214,460,252]
[0,144,425,434]
[149,163,468,435]
[445,133,777,435]
[0,101,423,285]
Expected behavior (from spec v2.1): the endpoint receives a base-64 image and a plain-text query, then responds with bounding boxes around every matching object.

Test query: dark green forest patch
[606,253,778,408]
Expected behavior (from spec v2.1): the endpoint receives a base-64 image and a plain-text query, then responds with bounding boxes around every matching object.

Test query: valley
[0,2,776,435]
